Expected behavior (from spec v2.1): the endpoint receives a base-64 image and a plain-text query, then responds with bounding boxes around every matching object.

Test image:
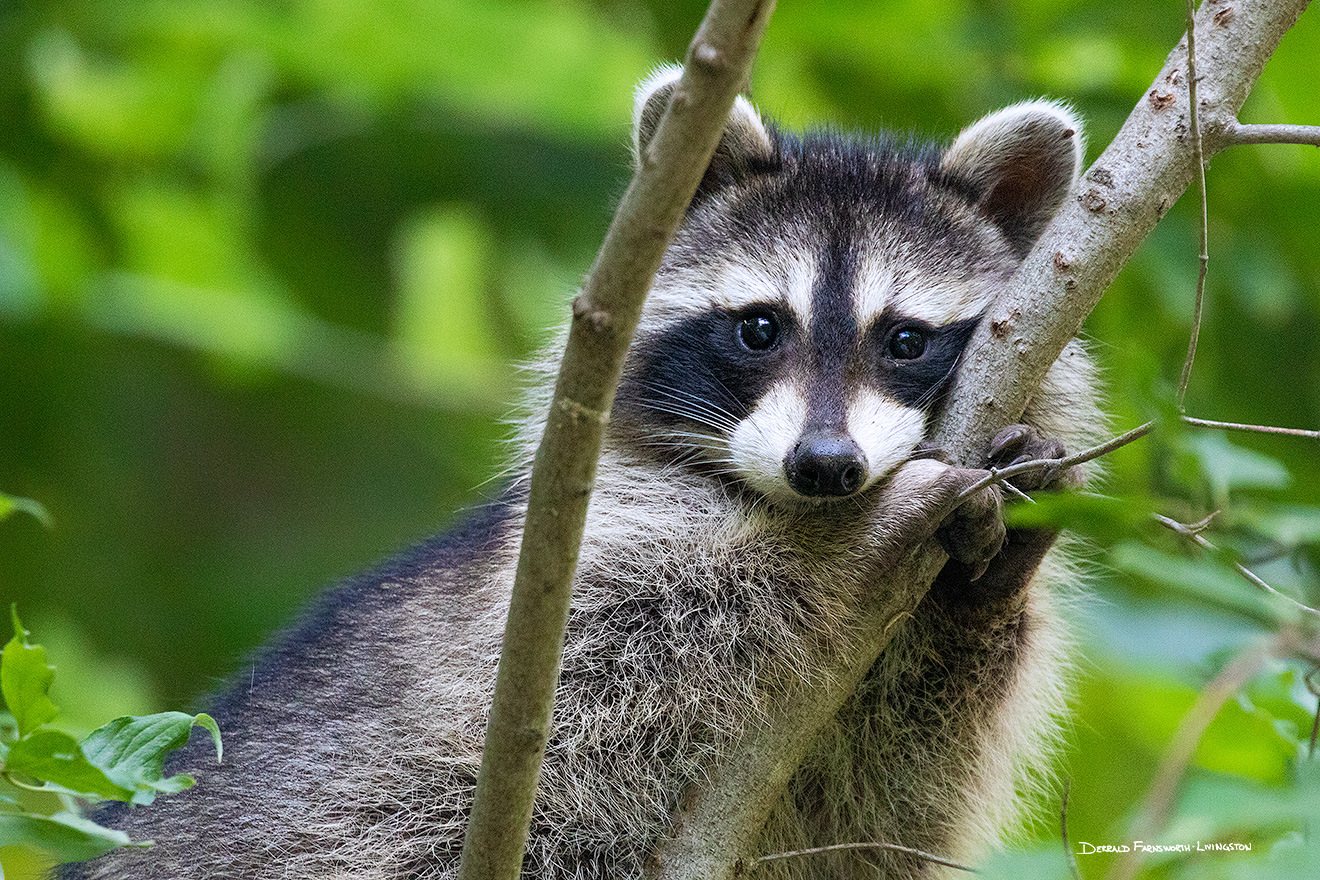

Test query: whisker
[638,402,738,434]
[638,380,746,429]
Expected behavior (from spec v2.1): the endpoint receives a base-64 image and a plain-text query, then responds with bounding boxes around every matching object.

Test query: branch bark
[455,3,776,879]
[647,1,1312,878]
[1217,120,1320,146]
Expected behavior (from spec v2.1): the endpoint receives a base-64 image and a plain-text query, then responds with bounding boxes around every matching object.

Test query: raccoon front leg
[930,424,1080,618]
[810,428,1081,877]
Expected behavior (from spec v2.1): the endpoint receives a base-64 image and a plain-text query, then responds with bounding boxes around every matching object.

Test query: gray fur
[60,74,1105,880]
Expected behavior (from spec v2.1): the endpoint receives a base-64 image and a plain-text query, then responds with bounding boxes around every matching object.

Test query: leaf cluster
[0,607,221,868]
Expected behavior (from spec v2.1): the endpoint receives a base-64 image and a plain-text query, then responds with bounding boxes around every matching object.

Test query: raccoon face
[613,66,1083,506]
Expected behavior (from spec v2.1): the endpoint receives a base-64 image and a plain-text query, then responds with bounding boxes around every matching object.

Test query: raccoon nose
[785,432,868,498]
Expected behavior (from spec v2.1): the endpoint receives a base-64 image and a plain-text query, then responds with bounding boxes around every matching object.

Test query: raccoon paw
[933,425,1076,581]
[933,478,1004,582]
[986,423,1082,492]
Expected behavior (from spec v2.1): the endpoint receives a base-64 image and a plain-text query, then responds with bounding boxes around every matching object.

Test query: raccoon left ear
[632,64,773,183]
[940,101,1085,256]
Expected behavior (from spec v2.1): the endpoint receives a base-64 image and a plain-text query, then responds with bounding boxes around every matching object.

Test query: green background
[1,0,1318,877]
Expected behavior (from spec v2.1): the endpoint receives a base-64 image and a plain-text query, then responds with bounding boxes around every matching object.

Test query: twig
[1062,778,1081,880]
[755,841,976,873]
[1152,513,1320,618]
[1000,480,1036,504]
[1306,667,1320,759]
[1182,415,1320,440]
[959,408,1318,515]
[455,3,776,879]
[1219,120,1320,147]
[955,421,1155,503]
[1177,0,1210,411]
[1104,634,1281,880]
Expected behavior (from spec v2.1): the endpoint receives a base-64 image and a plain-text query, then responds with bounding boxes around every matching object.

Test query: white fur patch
[632,64,684,144]
[853,250,991,328]
[728,382,807,498]
[647,250,816,329]
[846,387,927,490]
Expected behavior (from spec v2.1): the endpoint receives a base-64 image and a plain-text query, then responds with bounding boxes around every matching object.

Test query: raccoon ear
[941,101,1085,256]
[632,64,773,183]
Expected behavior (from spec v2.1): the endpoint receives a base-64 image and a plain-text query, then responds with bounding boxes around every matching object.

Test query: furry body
[63,70,1105,879]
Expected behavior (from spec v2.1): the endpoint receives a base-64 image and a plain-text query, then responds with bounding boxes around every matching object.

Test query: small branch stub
[1219,121,1320,147]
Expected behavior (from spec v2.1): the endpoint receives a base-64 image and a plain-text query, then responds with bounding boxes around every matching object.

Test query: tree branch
[1153,512,1320,618]
[933,0,1310,455]
[955,421,1155,504]
[1215,120,1320,146]
[647,2,1312,878]
[455,3,776,879]
[755,842,975,873]
[1182,414,1320,439]
[1062,778,1082,880]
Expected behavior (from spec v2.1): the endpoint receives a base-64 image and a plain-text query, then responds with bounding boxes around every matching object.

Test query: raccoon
[61,65,1104,880]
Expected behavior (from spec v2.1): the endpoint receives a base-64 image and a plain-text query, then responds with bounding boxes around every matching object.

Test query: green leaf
[0,493,52,527]
[0,809,137,862]
[3,729,134,801]
[1,607,59,736]
[1108,541,1288,627]
[1180,433,1292,496]
[1003,491,1155,540]
[80,712,222,805]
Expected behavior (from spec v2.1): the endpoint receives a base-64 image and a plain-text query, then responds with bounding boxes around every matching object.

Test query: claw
[988,425,1033,464]
[968,557,991,582]
[988,425,1071,492]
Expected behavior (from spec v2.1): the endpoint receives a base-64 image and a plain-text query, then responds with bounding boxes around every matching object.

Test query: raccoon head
[613,65,1083,505]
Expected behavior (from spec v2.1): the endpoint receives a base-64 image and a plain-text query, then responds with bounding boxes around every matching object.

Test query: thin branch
[1104,634,1281,880]
[956,408,1319,508]
[1152,513,1320,618]
[755,841,976,873]
[1000,480,1036,504]
[1062,778,1082,880]
[1306,667,1320,759]
[955,421,1155,503]
[1219,120,1320,146]
[1177,0,1210,410]
[455,3,776,879]
[1182,415,1320,440]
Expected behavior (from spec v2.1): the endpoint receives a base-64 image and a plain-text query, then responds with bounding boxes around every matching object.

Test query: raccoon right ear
[631,64,774,184]
[941,101,1085,256]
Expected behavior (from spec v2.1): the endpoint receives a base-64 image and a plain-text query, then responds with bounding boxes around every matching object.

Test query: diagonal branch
[756,842,975,872]
[455,3,777,879]
[1153,512,1320,618]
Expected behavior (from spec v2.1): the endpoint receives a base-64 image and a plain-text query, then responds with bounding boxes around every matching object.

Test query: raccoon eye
[737,313,780,351]
[887,327,928,360]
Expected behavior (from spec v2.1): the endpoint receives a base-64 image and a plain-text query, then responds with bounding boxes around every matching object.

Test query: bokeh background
[1,1,1318,877]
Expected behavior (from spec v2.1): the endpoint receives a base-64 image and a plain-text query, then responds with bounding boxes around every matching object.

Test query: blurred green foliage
[0,1,1317,877]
